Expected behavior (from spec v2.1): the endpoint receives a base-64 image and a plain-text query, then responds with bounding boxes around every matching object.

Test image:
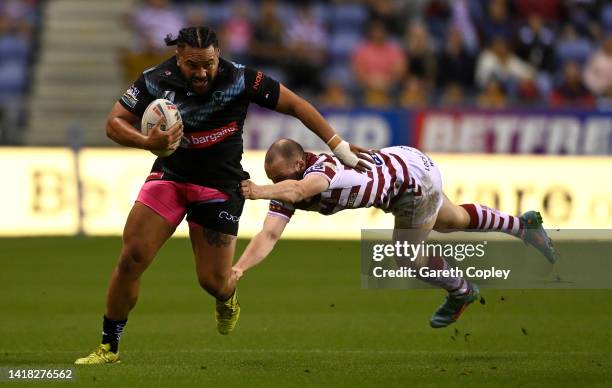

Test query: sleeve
[268,200,295,221]
[303,159,338,183]
[118,73,156,117]
[244,67,280,109]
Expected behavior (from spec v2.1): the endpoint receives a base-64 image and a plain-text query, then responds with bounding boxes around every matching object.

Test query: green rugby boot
[430,283,480,328]
[520,211,558,264]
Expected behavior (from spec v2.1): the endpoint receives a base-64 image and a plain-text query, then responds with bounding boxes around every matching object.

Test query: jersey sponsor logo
[122,86,140,109]
[218,210,240,223]
[305,163,325,174]
[186,121,240,148]
[372,154,383,166]
[252,71,263,91]
[346,191,359,207]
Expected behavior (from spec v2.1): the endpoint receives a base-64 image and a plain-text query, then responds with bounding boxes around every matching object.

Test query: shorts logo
[122,86,140,109]
[219,211,240,223]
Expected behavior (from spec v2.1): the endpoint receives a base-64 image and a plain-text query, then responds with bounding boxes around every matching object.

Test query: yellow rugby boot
[74,344,120,365]
[215,289,240,335]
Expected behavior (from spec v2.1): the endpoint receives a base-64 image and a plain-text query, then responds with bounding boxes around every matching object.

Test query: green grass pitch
[1,237,611,387]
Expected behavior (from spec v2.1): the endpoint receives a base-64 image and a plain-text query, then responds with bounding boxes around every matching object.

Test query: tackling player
[75,27,370,365]
[235,138,557,328]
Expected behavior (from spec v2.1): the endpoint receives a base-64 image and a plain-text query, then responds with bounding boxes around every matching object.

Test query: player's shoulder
[141,56,178,80]
[137,56,184,94]
[303,152,339,180]
[218,57,247,80]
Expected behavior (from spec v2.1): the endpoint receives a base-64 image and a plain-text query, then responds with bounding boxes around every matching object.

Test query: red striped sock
[460,204,523,237]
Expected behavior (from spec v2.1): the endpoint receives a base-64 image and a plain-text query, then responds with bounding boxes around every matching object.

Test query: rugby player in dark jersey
[75,26,371,364]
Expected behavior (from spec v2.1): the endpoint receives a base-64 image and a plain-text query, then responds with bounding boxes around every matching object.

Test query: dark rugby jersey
[119,56,280,191]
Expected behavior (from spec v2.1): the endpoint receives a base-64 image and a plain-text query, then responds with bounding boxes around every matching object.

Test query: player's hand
[332,139,373,172]
[350,143,375,172]
[145,119,183,151]
[240,180,259,200]
[232,266,244,281]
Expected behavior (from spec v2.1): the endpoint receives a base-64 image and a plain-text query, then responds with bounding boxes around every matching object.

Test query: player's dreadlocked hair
[164,26,219,49]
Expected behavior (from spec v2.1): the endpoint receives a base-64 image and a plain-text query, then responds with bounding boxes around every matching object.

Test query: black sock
[101,315,127,353]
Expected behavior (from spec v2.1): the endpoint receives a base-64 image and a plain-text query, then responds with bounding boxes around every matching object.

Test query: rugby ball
[141,98,182,157]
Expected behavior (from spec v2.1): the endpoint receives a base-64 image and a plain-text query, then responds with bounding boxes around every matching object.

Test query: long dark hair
[164,26,219,49]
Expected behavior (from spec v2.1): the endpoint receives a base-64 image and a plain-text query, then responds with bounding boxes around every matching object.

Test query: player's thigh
[393,217,434,268]
[189,225,236,281]
[121,202,176,265]
[433,193,470,231]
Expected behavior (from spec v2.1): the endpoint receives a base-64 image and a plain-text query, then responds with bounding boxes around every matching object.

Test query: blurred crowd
[127,0,612,110]
[0,0,40,142]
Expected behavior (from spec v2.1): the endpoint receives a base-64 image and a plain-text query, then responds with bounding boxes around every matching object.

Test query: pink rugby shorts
[136,179,229,227]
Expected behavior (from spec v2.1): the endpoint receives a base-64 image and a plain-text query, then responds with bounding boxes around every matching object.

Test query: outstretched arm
[274,84,372,171]
[241,174,329,203]
[233,214,289,279]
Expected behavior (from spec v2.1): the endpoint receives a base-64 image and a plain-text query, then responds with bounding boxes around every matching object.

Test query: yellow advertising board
[0,148,78,235]
[1,148,610,238]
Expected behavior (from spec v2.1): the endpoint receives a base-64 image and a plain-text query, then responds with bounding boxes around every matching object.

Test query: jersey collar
[160,56,231,96]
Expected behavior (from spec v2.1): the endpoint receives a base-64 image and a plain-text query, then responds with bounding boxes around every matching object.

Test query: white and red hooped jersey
[268,146,436,221]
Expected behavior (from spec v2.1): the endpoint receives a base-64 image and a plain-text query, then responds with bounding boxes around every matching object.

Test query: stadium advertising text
[413,109,612,155]
[1,149,611,237]
[243,109,407,150]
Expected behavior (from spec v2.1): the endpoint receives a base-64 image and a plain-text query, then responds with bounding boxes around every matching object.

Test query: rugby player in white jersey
[235,138,557,328]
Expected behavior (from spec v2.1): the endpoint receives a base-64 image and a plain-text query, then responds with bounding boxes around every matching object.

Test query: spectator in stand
[516,14,556,74]
[363,87,394,108]
[439,82,467,107]
[517,79,542,106]
[351,21,406,103]
[556,24,594,65]
[284,3,328,95]
[366,0,406,37]
[220,1,252,65]
[422,0,452,42]
[249,0,288,81]
[563,0,604,40]
[480,0,513,42]
[436,26,475,91]
[404,20,436,84]
[449,0,479,54]
[583,34,612,97]
[133,0,184,53]
[1,0,38,30]
[476,79,508,108]
[549,61,595,108]
[515,0,562,23]
[475,36,534,91]
[318,80,353,109]
[399,77,430,108]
